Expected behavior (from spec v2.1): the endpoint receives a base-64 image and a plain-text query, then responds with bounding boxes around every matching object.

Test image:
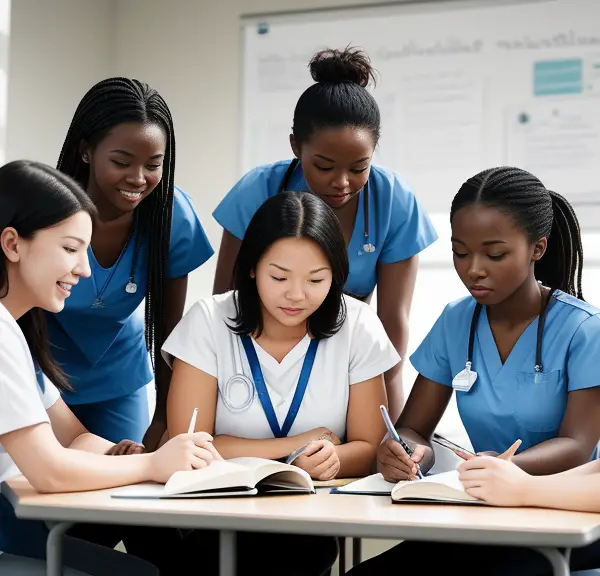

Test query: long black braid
[450,166,584,299]
[57,77,175,366]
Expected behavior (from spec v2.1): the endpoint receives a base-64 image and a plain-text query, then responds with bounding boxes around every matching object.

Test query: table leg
[46,522,73,576]
[352,538,362,567]
[533,547,571,576]
[220,530,236,576]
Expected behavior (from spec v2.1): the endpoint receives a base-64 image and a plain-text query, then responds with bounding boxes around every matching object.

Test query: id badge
[452,365,477,392]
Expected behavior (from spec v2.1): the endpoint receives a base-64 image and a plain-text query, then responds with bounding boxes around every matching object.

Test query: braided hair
[57,77,176,365]
[450,167,584,299]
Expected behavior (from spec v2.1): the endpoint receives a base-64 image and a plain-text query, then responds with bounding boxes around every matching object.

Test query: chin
[44,298,66,314]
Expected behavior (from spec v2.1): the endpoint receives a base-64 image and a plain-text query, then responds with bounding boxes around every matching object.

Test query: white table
[4,476,600,576]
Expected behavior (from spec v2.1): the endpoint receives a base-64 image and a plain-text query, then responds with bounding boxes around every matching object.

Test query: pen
[187,408,198,434]
[379,405,424,479]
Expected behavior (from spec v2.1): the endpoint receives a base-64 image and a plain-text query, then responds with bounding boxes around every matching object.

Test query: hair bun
[309,47,376,88]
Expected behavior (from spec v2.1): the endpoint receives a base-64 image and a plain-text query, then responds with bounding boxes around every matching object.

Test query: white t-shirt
[162,292,400,439]
[0,302,60,483]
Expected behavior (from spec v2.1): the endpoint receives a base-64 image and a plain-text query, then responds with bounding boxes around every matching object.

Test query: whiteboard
[241,0,600,230]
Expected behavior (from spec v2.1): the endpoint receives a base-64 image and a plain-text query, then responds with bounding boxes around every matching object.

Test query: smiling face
[1,211,93,314]
[82,121,166,217]
[253,236,333,332]
[451,204,546,305]
[291,126,375,210]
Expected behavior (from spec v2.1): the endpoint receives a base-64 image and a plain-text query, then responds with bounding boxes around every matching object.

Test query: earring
[82,155,89,163]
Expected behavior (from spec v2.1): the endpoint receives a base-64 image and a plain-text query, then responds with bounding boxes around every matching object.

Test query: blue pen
[379,405,424,479]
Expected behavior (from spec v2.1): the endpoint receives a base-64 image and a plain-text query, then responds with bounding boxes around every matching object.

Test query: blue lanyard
[240,336,319,438]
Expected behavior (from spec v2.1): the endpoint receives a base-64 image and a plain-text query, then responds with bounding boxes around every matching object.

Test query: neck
[87,184,131,224]
[257,306,308,343]
[0,287,31,321]
[487,276,543,326]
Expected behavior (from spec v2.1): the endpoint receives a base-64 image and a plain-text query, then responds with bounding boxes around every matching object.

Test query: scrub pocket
[514,370,566,433]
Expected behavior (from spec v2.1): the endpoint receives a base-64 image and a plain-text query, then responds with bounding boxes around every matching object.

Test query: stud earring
[82,155,89,163]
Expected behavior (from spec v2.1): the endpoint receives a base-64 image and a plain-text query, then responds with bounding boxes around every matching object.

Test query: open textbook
[334,471,482,505]
[111,457,315,499]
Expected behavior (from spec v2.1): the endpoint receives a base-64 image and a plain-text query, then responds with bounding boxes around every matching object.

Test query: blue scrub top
[46,187,214,405]
[410,291,600,455]
[212,160,438,298]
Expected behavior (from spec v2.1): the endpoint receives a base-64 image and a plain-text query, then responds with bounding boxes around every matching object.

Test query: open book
[333,471,483,505]
[391,470,481,504]
[111,457,315,499]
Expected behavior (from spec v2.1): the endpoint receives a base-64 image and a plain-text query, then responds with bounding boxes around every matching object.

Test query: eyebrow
[62,236,86,245]
[451,237,507,246]
[269,263,330,274]
[314,154,370,164]
[109,149,164,160]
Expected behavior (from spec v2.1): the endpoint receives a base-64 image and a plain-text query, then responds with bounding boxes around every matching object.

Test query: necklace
[91,214,138,309]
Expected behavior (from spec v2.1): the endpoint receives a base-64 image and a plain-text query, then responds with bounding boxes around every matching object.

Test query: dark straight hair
[56,77,176,366]
[230,191,349,339]
[450,166,584,299]
[0,160,96,391]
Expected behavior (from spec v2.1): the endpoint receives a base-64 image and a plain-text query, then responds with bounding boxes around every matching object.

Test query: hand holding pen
[377,405,426,482]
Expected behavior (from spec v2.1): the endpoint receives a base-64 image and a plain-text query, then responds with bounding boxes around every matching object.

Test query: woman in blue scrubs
[347,166,600,575]
[47,78,214,449]
[212,47,438,419]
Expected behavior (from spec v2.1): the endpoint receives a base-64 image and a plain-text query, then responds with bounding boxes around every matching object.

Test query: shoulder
[553,291,600,334]
[439,295,478,324]
[0,303,28,356]
[341,294,385,334]
[235,160,292,194]
[171,185,199,221]
[186,291,238,326]
[370,164,416,203]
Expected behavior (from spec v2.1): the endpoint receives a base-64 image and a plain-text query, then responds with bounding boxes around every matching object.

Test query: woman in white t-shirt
[159,190,399,575]
[0,160,219,575]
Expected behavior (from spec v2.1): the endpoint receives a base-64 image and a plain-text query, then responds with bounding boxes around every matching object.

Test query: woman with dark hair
[48,77,214,450]
[0,160,218,574]
[159,191,399,575]
[347,166,600,576]
[213,46,438,421]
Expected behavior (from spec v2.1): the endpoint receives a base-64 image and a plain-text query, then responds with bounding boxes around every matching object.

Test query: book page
[336,473,399,495]
[165,460,251,495]
[228,457,314,490]
[391,470,479,502]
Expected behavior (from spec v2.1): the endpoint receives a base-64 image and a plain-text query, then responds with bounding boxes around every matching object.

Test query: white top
[162,292,400,439]
[0,302,60,483]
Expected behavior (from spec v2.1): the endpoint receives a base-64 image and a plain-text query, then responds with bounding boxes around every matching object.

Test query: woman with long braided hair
[47,78,213,450]
[348,166,600,575]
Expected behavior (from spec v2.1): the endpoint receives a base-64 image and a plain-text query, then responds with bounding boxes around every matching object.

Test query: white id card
[452,367,477,392]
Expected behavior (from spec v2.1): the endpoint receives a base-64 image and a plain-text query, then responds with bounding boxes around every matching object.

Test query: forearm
[335,441,377,477]
[380,312,409,421]
[69,433,114,454]
[213,431,320,460]
[522,473,600,512]
[39,449,153,493]
[396,426,435,472]
[512,437,594,475]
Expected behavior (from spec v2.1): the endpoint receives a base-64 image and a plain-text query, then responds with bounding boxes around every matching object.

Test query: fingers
[199,441,222,460]
[191,445,217,467]
[317,457,340,481]
[308,445,337,478]
[107,440,144,456]
[458,455,498,473]
[301,440,329,459]
[410,444,427,464]
[499,439,522,461]
[189,432,214,445]
[454,449,475,461]
[378,440,417,480]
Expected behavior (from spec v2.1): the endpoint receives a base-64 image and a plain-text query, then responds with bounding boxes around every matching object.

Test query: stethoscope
[453,286,556,392]
[221,337,255,413]
[279,158,375,253]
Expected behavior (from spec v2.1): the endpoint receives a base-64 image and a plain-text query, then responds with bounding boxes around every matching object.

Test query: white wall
[6,0,115,166]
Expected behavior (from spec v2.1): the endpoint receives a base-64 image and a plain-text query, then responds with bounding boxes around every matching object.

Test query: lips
[469,285,492,297]
[280,307,304,316]
[119,189,144,202]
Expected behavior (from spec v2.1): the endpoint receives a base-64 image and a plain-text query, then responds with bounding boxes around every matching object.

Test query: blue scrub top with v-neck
[212,160,438,298]
[45,186,214,405]
[410,291,600,454]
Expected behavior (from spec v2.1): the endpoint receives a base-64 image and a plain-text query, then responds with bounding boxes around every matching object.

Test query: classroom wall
[6,0,115,165]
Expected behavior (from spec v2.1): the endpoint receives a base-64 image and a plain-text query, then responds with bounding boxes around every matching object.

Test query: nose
[330,171,350,191]
[125,166,146,188]
[467,255,487,282]
[75,252,92,279]
[285,280,305,302]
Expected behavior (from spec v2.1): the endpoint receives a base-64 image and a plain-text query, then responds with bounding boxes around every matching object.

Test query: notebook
[111,457,315,499]
[391,470,482,505]
[333,471,483,504]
